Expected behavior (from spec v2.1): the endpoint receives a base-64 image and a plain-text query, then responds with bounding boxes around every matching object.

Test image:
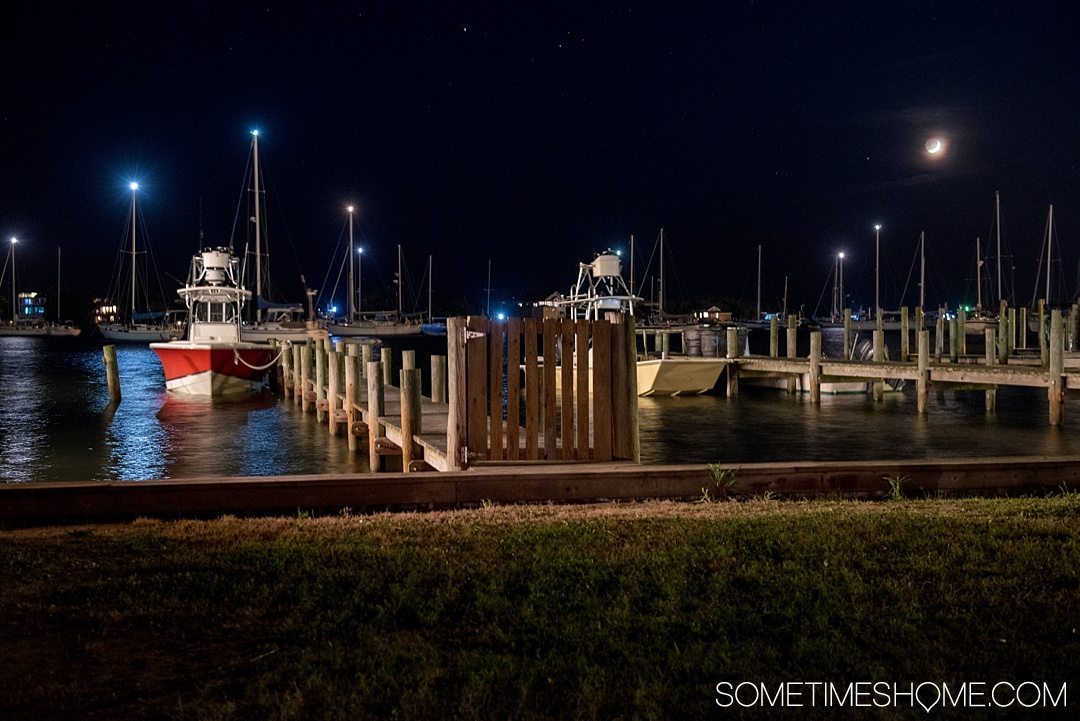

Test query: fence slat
[488,320,504,460]
[575,320,591,460]
[592,320,613,461]
[524,318,540,460]
[560,318,575,460]
[610,316,631,459]
[543,318,558,460]
[506,317,521,461]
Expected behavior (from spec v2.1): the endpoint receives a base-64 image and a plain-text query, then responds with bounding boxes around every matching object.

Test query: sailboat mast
[629,234,635,296]
[397,244,403,318]
[57,246,61,321]
[976,237,982,310]
[919,231,925,310]
[782,275,788,319]
[130,185,137,317]
[428,254,433,322]
[485,258,492,317]
[659,227,665,315]
[756,244,762,321]
[252,131,263,321]
[1045,204,1053,305]
[10,238,16,322]
[347,206,355,321]
[995,191,1002,304]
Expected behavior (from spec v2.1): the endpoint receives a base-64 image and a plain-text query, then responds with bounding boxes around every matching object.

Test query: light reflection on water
[2,330,1079,482]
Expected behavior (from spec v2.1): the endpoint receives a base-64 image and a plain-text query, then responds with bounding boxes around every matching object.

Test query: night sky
[2,1,1078,320]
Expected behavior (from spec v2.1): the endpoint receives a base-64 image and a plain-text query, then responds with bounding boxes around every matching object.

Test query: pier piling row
[726,307,1073,425]
[277,315,640,472]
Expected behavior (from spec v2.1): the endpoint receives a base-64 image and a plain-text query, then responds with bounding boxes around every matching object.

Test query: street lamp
[874,224,882,321]
[346,205,355,321]
[838,252,845,315]
[9,237,17,323]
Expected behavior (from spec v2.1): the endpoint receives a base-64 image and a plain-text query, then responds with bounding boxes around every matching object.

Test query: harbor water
[3,330,1080,483]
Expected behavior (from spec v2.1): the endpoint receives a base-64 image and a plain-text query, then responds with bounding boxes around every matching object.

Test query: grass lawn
[1,497,1078,719]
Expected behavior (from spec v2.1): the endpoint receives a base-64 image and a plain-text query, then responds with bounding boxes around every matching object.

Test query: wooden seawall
[2,456,1077,525]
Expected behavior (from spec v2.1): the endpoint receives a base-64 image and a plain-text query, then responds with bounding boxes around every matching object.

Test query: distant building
[695,305,732,324]
[17,292,47,322]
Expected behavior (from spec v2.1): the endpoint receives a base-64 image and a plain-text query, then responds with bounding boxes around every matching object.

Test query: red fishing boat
[151,248,275,396]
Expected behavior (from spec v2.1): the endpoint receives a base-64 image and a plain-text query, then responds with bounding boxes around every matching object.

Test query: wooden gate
[446,315,639,469]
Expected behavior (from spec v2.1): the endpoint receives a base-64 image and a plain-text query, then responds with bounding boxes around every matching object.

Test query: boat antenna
[485,258,492,316]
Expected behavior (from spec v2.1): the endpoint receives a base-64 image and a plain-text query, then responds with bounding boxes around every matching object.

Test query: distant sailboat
[98,182,183,342]
[237,130,311,342]
[328,242,423,337]
[0,236,81,337]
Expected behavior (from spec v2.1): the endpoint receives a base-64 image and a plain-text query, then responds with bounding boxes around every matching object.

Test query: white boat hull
[241,324,313,342]
[0,323,81,337]
[636,358,726,396]
[99,323,182,342]
[327,322,423,337]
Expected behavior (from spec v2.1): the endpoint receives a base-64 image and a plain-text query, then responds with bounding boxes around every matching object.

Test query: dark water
[2,329,1078,482]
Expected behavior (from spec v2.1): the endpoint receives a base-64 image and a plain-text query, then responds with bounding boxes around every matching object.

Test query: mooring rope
[233,341,292,370]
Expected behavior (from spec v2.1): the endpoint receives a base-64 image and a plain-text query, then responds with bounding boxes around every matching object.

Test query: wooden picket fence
[446,315,639,469]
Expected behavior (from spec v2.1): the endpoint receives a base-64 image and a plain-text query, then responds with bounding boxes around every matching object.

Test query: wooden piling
[843,308,851,360]
[431,355,447,404]
[446,317,467,471]
[1049,309,1064,426]
[872,329,884,402]
[809,331,821,403]
[935,311,944,363]
[361,342,373,369]
[300,342,312,413]
[948,316,959,363]
[917,330,929,414]
[1019,307,1028,350]
[367,360,384,471]
[281,342,292,399]
[957,310,966,356]
[327,346,340,435]
[985,328,997,412]
[400,368,422,471]
[900,306,910,361]
[402,350,416,371]
[102,344,121,403]
[786,315,797,395]
[381,347,393,386]
[344,345,359,452]
[315,340,327,422]
[769,315,778,357]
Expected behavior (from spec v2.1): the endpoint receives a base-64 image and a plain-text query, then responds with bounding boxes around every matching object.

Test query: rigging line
[227,144,254,252]
[811,260,834,319]
[315,219,349,311]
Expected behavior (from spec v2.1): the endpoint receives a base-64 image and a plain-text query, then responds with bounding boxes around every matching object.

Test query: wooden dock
[277,315,640,473]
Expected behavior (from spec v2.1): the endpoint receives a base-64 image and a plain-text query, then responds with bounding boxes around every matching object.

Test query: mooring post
[1049,309,1064,426]
[446,317,467,471]
[917,330,929,414]
[431,355,447,403]
[281,341,293,399]
[985,328,997,412]
[1039,299,1048,367]
[725,326,740,397]
[1019,307,1028,350]
[327,346,340,435]
[809,330,821,403]
[315,340,327,422]
[291,344,302,406]
[367,360,384,471]
[957,310,967,356]
[300,342,312,413]
[786,315,797,394]
[402,349,416,371]
[916,307,925,337]
[769,315,778,357]
[102,344,121,403]
[345,345,359,452]
[949,316,959,363]
[401,368,422,471]
[843,308,852,360]
[935,310,944,363]
[381,347,393,386]
[900,306,910,361]
[661,330,669,360]
[872,328,884,402]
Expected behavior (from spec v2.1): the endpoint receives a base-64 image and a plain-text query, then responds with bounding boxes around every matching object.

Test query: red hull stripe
[153,347,273,383]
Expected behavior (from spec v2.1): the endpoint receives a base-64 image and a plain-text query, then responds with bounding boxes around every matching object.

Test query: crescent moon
[926,138,942,154]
